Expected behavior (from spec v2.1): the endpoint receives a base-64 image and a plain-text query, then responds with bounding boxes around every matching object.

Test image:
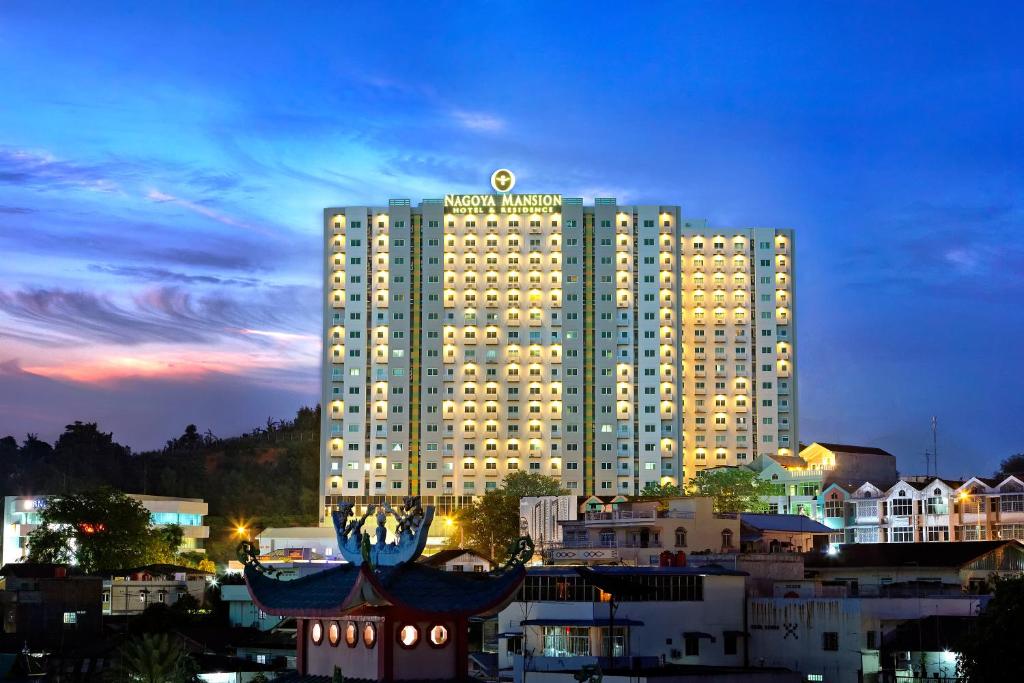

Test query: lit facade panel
[320,197,796,520]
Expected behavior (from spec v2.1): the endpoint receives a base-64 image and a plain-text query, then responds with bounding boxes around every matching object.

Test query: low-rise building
[497,565,760,681]
[546,497,739,566]
[0,563,102,648]
[2,494,209,565]
[739,514,831,554]
[749,597,881,682]
[804,540,1024,594]
[419,548,492,572]
[882,615,973,681]
[800,442,899,488]
[103,563,210,615]
[828,475,1024,545]
[254,526,339,559]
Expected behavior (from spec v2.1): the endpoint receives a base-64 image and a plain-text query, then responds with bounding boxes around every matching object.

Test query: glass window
[543,626,590,657]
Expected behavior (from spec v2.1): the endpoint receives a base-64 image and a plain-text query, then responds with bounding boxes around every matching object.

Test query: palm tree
[107,633,198,683]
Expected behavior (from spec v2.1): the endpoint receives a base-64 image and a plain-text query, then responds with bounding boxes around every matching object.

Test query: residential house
[419,548,492,573]
[103,563,210,615]
[739,514,832,554]
[546,497,739,566]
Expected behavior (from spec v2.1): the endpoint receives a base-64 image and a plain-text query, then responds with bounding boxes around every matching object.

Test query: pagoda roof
[245,560,524,619]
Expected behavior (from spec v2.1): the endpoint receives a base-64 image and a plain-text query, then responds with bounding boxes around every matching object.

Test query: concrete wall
[302,616,460,681]
[748,598,880,683]
[498,574,747,671]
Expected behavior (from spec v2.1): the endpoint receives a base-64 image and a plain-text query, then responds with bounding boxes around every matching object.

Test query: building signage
[490,168,516,193]
[443,193,562,215]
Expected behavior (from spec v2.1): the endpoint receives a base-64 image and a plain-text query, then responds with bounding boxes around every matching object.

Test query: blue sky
[0,2,1021,475]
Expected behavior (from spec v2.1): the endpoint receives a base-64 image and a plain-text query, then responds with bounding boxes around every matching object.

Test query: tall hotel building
[321,180,796,520]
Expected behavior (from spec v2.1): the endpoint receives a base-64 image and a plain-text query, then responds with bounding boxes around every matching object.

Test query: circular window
[429,624,449,647]
[363,622,377,648]
[345,622,358,648]
[398,624,420,648]
[328,621,341,647]
[310,620,324,645]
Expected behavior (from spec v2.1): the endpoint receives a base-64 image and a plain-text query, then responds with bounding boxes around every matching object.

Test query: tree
[106,633,199,683]
[27,488,183,572]
[453,472,566,561]
[686,468,774,513]
[994,453,1024,480]
[639,482,683,498]
[958,576,1024,682]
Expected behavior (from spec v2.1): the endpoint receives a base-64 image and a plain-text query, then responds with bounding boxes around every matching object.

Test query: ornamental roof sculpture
[239,499,531,620]
[332,496,431,566]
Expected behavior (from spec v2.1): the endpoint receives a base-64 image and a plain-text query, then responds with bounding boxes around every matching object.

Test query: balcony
[582,509,657,524]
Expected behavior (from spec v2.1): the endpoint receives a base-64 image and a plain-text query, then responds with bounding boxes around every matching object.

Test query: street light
[444,516,464,547]
[958,492,984,541]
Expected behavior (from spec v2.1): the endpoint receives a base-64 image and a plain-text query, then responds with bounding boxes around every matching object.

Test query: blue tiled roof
[740,513,832,533]
[245,561,525,618]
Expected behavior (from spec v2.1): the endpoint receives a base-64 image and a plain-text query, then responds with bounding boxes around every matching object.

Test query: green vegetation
[639,481,683,497]
[1,406,321,567]
[26,488,213,573]
[685,467,775,513]
[958,576,1024,682]
[994,453,1024,479]
[452,471,565,561]
[106,632,199,683]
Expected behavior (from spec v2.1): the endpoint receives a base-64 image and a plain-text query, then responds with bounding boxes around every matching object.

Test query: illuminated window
[399,624,420,648]
[311,621,324,645]
[328,621,341,647]
[345,622,358,647]
[363,622,377,648]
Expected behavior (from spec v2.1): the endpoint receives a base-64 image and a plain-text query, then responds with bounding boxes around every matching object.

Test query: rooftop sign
[443,193,562,215]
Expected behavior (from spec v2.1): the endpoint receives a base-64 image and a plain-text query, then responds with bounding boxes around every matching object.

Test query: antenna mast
[931,416,938,478]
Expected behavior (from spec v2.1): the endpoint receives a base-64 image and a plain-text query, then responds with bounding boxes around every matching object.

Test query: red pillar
[296,619,307,675]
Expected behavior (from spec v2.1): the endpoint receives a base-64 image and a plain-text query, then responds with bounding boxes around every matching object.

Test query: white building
[835,475,1024,545]
[2,494,209,566]
[497,565,755,682]
[255,526,339,560]
[520,495,577,556]
[418,548,492,572]
[102,563,210,615]
[320,179,797,520]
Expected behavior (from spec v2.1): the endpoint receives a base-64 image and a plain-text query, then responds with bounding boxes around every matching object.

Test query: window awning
[683,631,716,640]
[521,618,645,627]
[497,631,523,638]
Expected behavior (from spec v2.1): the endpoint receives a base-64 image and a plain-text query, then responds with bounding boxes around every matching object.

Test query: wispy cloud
[87,264,262,287]
[146,188,258,232]
[0,285,318,347]
[0,148,123,193]
[450,109,506,132]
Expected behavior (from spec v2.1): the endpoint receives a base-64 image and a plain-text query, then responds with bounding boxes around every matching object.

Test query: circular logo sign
[490,168,515,193]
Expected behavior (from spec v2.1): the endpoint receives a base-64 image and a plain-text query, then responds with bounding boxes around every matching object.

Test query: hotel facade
[321,180,796,520]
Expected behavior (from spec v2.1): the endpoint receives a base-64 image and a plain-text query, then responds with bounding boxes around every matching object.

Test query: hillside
[0,406,321,565]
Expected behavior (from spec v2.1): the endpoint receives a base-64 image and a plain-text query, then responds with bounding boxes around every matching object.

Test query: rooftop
[245,560,524,618]
[418,548,491,568]
[771,455,810,469]
[808,442,894,457]
[883,615,976,652]
[740,514,832,534]
[804,540,1024,569]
